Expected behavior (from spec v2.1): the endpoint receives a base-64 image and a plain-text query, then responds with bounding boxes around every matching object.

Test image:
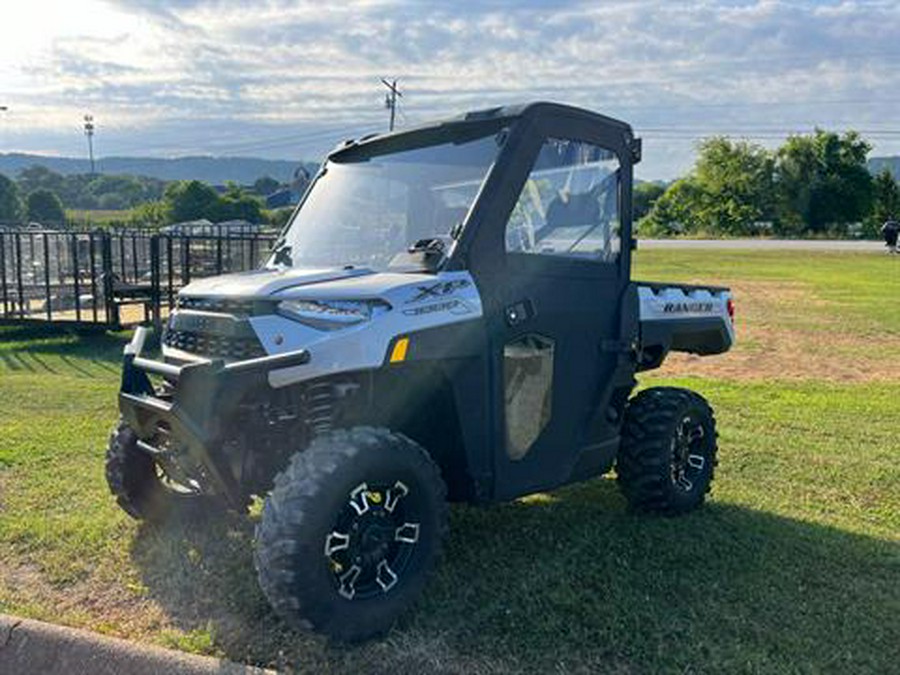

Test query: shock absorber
[306,381,334,437]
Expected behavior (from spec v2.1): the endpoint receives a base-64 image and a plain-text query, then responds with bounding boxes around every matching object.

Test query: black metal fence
[0,228,277,329]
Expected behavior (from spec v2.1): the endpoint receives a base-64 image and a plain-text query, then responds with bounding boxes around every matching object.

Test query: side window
[505,138,620,261]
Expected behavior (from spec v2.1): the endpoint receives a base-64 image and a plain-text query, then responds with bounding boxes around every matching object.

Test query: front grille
[163,329,266,360]
[176,296,274,316]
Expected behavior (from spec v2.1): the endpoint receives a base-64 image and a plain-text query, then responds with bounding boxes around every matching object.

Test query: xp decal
[406,279,471,304]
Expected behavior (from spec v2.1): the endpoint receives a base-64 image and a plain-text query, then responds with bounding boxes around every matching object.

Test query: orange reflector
[390,337,409,363]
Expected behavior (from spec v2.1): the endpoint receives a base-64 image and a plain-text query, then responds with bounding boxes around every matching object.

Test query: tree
[212,183,263,222]
[16,165,65,197]
[691,137,775,235]
[163,180,221,222]
[870,168,899,225]
[26,189,65,224]
[638,178,705,236]
[641,138,774,236]
[128,200,168,228]
[253,175,281,196]
[266,207,294,229]
[17,165,88,208]
[633,182,666,221]
[160,180,263,224]
[0,173,23,223]
[775,129,873,234]
[85,175,152,210]
[17,165,166,211]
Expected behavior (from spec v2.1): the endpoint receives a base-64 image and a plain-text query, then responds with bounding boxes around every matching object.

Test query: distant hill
[868,157,899,179]
[0,153,317,185]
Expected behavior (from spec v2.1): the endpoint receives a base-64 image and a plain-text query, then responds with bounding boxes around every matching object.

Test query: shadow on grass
[0,324,131,374]
[130,480,899,674]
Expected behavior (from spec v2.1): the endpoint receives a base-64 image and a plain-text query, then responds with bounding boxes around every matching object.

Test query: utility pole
[83,114,96,175]
[381,79,402,131]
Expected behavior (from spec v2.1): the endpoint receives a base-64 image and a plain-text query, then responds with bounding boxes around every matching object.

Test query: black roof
[447,101,632,131]
[329,101,633,160]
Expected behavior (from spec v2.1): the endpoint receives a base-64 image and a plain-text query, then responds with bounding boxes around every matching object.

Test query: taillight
[727,298,735,323]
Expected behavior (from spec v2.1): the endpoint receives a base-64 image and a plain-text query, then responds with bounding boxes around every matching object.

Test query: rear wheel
[617,387,718,514]
[254,427,448,642]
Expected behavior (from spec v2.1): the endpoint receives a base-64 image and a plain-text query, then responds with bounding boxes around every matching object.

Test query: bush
[0,173,23,222]
[26,188,65,224]
[265,207,294,229]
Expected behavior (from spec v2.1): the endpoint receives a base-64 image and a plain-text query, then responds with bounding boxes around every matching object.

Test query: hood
[179,266,374,298]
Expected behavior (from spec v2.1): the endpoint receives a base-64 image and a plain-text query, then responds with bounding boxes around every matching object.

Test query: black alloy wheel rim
[151,434,202,495]
[670,414,707,493]
[324,481,421,601]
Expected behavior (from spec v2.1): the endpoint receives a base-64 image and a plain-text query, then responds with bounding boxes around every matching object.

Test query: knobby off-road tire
[254,427,448,642]
[617,387,718,514]
[105,418,209,522]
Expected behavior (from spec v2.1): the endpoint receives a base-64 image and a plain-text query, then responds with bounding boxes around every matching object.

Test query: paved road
[638,239,884,252]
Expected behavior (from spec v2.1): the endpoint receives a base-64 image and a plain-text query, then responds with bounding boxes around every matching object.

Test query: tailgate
[636,282,735,357]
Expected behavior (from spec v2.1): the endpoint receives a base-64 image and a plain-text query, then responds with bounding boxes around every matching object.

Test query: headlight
[277,299,390,330]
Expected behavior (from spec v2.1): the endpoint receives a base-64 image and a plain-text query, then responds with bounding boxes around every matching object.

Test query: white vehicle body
[163,268,734,386]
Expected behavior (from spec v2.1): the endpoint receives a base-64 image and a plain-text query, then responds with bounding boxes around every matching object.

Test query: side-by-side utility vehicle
[108,102,735,641]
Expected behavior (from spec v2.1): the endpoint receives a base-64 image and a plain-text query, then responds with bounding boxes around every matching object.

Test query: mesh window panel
[503,334,554,460]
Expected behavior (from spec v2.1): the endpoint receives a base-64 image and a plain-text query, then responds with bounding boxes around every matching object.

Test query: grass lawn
[1,250,898,673]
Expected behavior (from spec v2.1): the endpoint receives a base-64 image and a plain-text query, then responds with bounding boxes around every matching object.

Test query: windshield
[270,131,503,271]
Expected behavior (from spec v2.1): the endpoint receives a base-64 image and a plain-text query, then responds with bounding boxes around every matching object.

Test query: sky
[1,0,899,180]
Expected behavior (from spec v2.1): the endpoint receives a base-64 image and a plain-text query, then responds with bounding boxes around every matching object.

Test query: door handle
[505,299,534,327]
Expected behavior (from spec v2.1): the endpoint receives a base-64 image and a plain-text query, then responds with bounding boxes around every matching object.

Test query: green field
[1,250,898,673]
[65,209,133,226]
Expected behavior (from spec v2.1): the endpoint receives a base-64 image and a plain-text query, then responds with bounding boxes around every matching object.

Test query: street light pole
[83,114,95,175]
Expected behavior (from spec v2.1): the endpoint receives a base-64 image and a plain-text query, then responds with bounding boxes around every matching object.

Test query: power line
[639,127,900,135]
[99,122,368,158]
[381,78,402,132]
[614,97,900,112]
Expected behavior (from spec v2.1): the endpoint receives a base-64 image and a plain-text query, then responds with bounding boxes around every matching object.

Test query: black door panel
[470,130,632,500]
[490,257,625,499]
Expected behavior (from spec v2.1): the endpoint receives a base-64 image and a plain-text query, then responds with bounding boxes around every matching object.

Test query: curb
[0,614,276,675]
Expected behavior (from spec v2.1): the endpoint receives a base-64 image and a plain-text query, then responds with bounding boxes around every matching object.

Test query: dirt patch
[0,559,170,640]
[654,280,900,382]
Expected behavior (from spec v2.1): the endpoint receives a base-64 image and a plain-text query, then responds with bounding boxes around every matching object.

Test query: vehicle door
[466,113,635,499]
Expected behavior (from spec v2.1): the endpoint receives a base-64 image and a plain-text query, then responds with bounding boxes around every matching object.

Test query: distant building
[160,219,213,236]
[162,219,265,237]
[265,188,301,209]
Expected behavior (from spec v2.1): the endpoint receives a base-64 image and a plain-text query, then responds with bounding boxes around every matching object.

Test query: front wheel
[105,418,215,522]
[616,387,718,514]
[254,427,448,642]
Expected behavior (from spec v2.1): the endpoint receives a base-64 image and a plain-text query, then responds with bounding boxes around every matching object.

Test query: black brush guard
[118,326,310,507]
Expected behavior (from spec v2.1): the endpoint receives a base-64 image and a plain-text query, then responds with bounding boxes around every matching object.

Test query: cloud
[1,0,899,178]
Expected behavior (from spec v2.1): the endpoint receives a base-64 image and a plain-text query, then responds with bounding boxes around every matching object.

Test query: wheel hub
[353,516,394,565]
[323,480,420,600]
[670,415,706,493]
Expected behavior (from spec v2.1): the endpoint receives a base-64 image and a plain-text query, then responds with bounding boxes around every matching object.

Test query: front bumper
[118,326,310,507]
